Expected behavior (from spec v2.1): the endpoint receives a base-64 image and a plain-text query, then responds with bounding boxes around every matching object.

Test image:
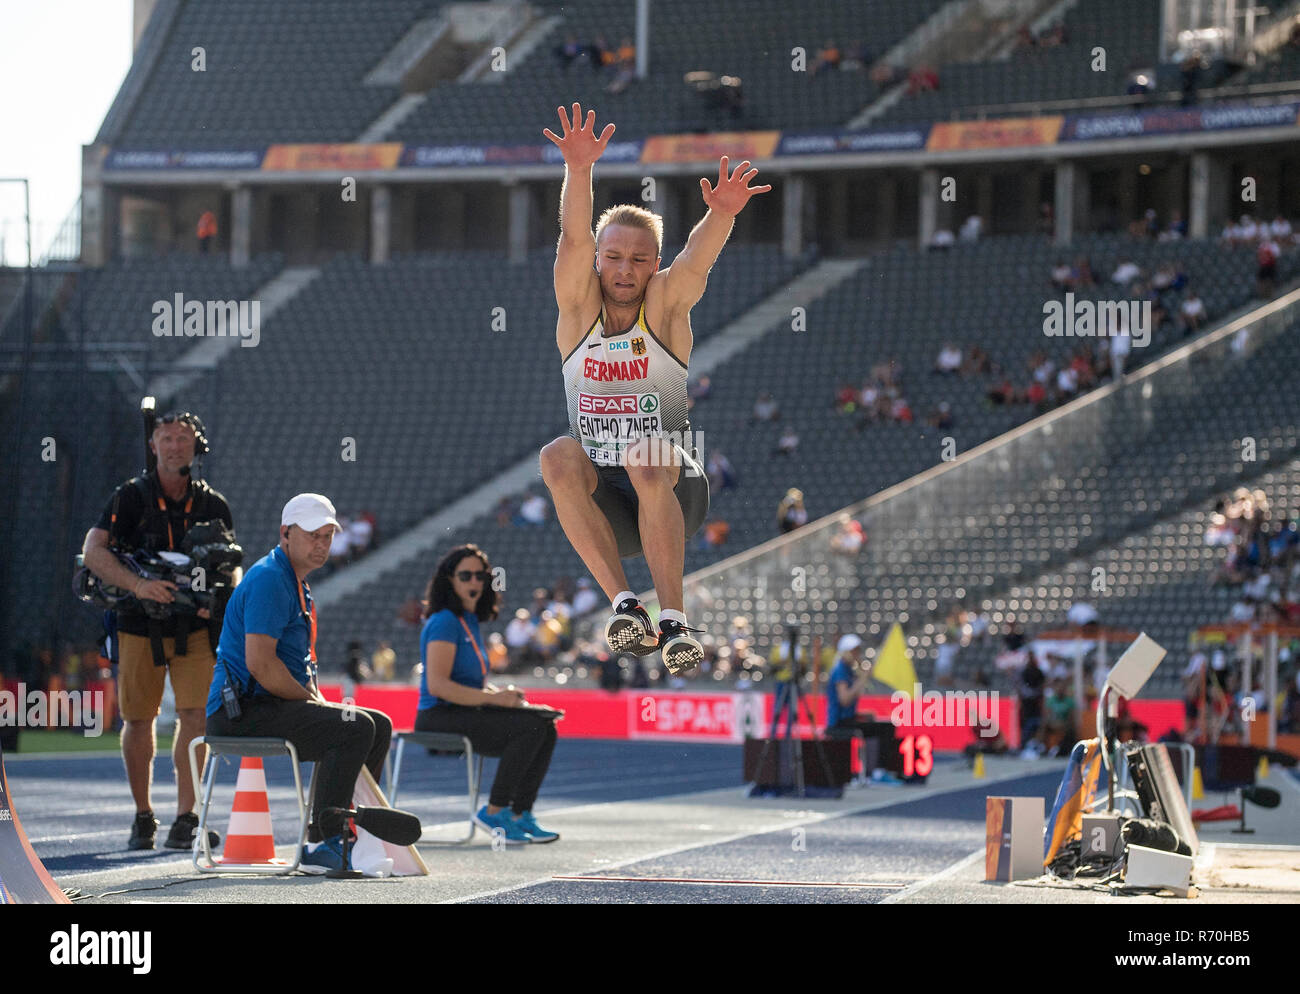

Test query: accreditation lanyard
[458,615,487,681]
[294,575,318,689]
[156,491,194,549]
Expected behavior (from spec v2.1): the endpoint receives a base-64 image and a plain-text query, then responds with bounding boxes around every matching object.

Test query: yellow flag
[874,622,917,696]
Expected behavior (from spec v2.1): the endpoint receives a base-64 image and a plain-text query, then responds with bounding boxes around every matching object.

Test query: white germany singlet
[561,302,692,468]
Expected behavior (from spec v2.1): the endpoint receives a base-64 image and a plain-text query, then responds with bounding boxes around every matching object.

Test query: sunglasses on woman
[456,570,489,582]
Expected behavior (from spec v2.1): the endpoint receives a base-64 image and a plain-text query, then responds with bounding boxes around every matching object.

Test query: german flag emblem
[631,336,646,356]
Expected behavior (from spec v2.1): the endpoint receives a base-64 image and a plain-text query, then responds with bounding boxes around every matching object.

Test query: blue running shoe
[473,805,530,845]
[298,833,351,874]
[512,810,559,843]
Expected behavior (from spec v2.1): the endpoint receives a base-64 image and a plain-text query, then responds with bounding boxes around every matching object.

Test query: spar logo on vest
[577,392,663,464]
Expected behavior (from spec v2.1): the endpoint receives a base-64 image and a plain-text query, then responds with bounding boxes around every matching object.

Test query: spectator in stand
[934,342,963,375]
[1018,652,1046,747]
[1025,379,1048,412]
[842,41,871,71]
[606,38,637,94]
[986,373,1016,406]
[934,607,965,687]
[1070,344,1097,390]
[515,491,549,526]
[1055,364,1079,402]
[1051,260,1074,292]
[777,488,808,534]
[371,640,396,682]
[588,34,613,71]
[1040,22,1066,46]
[869,62,900,86]
[810,40,841,77]
[962,345,991,377]
[1269,213,1294,244]
[555,34,584,70]
[890,395,913,424]
[752,391,780,423]
[505,608,538,666]
[688,374,712,402]
[329,518,352,570]
[705,450,737,491]
[960,215,983,242]
[197,211,218,254]
[495,495,513,528]
[1109,326,1132,380]
[1039,201,1055,237]
[830,515,866,556]
[571,576,600,616]
[775,425,800,456]
[1111,258,1142,285]
[1179,289,1206,335]
[700,516,731,549]
[346,513,373,557]
[1073,256,1095,288]
[344,640,370,698]
[928,227,955,250]
[926,402,954,430]
[1238,214,1260,243]
[1257,236,1280,297]
[906,63,939,94]
[834,382,858,413]
[1161,210,1187,241]
[1180,50,1203,107]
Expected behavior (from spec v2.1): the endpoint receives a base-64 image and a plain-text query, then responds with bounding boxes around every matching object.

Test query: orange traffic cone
[220,757,289,867]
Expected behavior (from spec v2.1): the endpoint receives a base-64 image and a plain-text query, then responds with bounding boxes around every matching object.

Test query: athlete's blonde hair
[594,204,663,256]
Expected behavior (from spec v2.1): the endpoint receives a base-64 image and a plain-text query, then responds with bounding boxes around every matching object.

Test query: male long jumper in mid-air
[538,102,771,674]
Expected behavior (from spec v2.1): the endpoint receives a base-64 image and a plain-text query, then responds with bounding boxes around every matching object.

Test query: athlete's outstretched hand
[700,156,772,217]
[543,103,615,169]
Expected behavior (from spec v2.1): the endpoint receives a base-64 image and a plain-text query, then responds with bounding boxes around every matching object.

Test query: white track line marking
[450,764,1057,904]
[879,849,984,904]
[550,875,908,888]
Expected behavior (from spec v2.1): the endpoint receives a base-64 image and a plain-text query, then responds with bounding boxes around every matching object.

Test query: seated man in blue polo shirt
[206,493,395,873]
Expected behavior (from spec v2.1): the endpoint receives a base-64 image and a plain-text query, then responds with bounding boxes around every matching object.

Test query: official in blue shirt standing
[206,494,397,873]
[825,634,872,731]
[414,543,560,845]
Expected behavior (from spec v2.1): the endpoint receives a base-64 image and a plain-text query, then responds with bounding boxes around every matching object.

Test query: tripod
[752,666,837,796]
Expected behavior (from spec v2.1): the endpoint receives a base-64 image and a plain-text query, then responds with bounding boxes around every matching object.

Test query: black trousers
[207,697,392,840]
[414,705,557,813]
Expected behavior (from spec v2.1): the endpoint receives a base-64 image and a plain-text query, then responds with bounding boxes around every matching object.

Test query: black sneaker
[164,811,220,851]
[604,598,658,656]
[658,619,707,675]
[128,810,159,850]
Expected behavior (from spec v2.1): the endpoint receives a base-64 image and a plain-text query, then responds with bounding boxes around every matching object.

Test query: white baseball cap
[281,493,342,533]
[837,634,862,653]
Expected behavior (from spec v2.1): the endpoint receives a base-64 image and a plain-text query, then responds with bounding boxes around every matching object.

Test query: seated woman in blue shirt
[414,544,559,844]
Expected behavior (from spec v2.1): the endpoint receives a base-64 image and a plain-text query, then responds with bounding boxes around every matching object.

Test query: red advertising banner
[927,116,1063,152]
[262,143,403,172]
[323,685,1029,749]
[641,131,781,164]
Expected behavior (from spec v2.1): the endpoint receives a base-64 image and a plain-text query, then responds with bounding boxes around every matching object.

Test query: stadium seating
[875,0,1162,124]
[113,0,438,148]
[360,0,942,143]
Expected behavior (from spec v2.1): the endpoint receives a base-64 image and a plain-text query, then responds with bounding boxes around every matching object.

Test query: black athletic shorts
[591,443,710,559]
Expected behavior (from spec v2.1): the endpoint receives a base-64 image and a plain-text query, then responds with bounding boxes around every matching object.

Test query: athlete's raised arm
[662,156,772,316]
[544,104,614,338]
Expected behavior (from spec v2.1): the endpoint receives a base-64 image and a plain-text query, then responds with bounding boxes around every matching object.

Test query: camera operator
[205,494,394,874]
[81,411,237,851]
